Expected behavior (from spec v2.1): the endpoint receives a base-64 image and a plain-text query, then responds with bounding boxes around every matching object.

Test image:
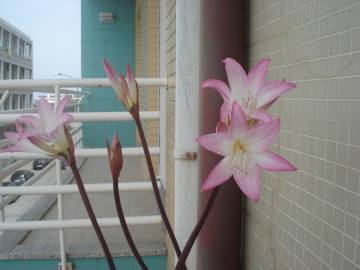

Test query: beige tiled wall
[135,0,159,174]
[136,1,176,268]
[165,0,176,268]
[244,1,360,270]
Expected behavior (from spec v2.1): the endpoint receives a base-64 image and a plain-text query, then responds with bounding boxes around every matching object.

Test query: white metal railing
[0,77,166,270]
[0,111,159,123]
[0,147,160,159]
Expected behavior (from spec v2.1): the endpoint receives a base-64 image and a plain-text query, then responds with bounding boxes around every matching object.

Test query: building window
[2,30,10,51]
[20,94,25,108]
[25,43,32,59]
[3,62,10,79]
[12,94,19,109]
[19,39,25,57]
[11,65,18,79]
[19,67,25,79]
[3,96,10,110]
[11,35,18,55]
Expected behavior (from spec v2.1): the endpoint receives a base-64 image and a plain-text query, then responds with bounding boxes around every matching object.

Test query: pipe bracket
[173,149,198,160]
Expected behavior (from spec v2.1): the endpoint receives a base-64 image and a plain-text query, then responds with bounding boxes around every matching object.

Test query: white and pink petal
[252,151,296,171]
[229,102,248,136]
[245,119,280,152]
[247,58,270,95]
[201,156,233,191]
[55,96,71,117]
[223,58,247,100]
[2,132,48,155]
[233,161,261,202]
[202,79,232,102]
[197,133,232,156]
[257,80,296,108]
[250,110,273,123]
[37,99,55,130]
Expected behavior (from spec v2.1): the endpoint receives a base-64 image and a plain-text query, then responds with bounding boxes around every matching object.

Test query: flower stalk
[134,117,184,263]
[102,60,184,264]
[174,187,220,270]
[113,180,148,270]
[66,129,116,270]
[106,131,149,270]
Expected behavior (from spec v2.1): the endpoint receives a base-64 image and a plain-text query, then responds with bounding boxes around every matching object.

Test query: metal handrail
[0,77,168,89]
[0,111,159,123]
[0,147,160,159]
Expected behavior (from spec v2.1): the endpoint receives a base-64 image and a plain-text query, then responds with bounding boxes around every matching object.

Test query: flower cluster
[198,58,296,202]
[1,96,74,160]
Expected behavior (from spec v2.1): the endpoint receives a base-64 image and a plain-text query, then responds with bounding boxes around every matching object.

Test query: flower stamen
[232,140,245,155]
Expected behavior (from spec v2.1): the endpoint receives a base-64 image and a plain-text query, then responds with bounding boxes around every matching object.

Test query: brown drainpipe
[197,1,247,269]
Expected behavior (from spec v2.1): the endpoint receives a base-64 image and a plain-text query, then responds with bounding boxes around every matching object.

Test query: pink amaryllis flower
[202,58,296,124]
[1,97,74,159]
[103,59,139,114]
[197,102,296,202]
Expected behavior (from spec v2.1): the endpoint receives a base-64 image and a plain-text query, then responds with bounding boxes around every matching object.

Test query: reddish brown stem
[174,187,220,270]
[134,117,184,262]
[113,180,149,270]
[68,156,116,270]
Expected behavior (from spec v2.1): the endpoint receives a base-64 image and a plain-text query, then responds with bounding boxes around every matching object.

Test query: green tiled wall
[81,0,136,147]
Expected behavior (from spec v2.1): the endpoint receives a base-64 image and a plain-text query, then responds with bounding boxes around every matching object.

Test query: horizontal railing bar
[0,78,168,89]
[0,88,88,95]
[0,215,162,230]
[0,181,161,195]
[0,111,159,123]
[0,104,79,115]
[0,147,160,159]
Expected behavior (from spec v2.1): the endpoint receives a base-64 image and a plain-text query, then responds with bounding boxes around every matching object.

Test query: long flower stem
[68,157,116,270]
[134,118,183,261]
[113,180,149,270]
[174,187,220,270]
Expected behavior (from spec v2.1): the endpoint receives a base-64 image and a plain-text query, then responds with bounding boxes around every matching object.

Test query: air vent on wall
[99,12,116,23]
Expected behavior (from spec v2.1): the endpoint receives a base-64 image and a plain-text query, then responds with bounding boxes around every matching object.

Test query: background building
[0,17,33,170]
[0,17,33,110]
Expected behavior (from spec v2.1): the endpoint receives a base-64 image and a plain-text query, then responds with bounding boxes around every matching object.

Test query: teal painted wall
[81,0,136,147]
[0,256,166,270]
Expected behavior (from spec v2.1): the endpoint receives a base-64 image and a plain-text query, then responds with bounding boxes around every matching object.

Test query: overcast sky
[0,0,81,79]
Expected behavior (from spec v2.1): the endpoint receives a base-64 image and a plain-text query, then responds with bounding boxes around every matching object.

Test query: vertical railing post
[55,85,67,270]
